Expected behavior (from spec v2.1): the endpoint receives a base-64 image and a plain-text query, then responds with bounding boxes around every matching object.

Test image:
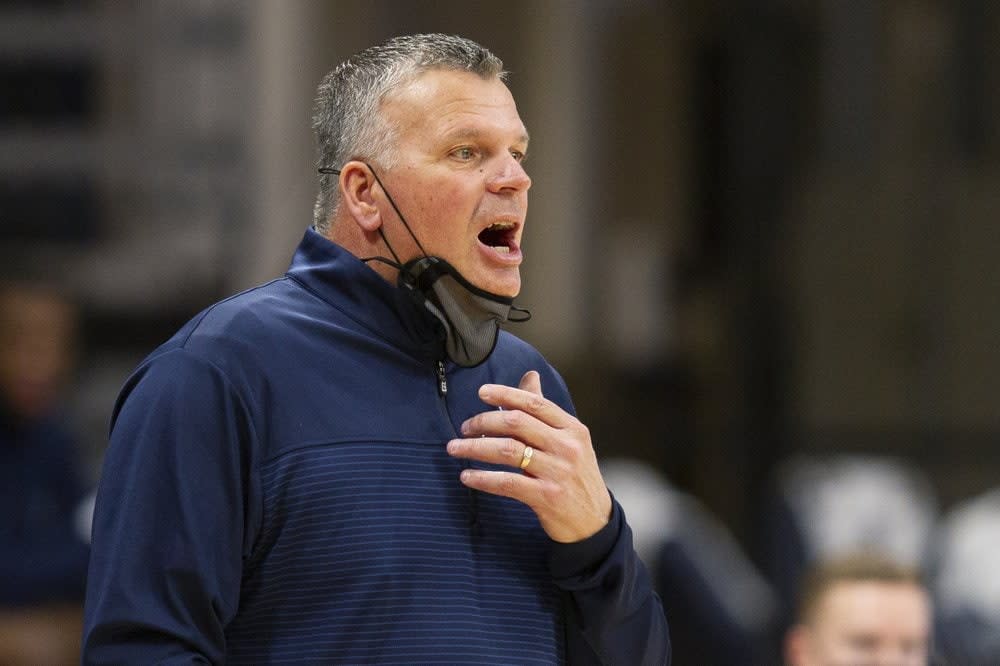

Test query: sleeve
[82,349,259,665]
[550,498,671,665]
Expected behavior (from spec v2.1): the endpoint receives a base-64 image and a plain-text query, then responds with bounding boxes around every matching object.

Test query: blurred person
[784,553,932,666]
[0,279,90,664]
[764,453,937,641]
[932,487,1000,664]
[82,34,669,664]
[764,457,942,665]
[604,457,779,665]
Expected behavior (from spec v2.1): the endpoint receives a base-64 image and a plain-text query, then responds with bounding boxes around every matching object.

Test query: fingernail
[460,421,471,435]
[446,440,458,454]
[479,385,492,400]
[460,469,473,482]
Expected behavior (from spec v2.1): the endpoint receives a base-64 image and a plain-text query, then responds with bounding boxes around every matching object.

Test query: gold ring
[519,446,534,470]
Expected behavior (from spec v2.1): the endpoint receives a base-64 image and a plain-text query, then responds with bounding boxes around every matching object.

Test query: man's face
[0,287,76,420]
[374,68,531,298]
[790,581,931,666]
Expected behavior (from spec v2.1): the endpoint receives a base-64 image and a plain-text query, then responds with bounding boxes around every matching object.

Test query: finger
[460,406,550,449]
[459,468,540,504]
[519,370,542,396]
[447,437,546,474]
[475,383,573,430]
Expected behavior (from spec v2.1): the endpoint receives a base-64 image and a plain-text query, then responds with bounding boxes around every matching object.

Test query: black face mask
[318,165,531,367]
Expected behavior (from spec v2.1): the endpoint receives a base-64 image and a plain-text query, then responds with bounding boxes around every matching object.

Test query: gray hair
[312,33,508,232]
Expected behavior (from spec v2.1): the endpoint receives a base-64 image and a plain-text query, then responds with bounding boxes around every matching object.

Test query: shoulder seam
[177,278,288,348]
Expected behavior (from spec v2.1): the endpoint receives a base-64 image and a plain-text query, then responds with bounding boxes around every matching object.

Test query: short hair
[795,553,925,625]
[311,33,507,232]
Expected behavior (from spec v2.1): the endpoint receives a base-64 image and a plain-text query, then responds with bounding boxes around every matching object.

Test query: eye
[510,149,526,163]
[450,147,477,161]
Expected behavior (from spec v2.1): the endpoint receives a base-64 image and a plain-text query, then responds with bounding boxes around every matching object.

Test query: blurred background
[2,0,998,663]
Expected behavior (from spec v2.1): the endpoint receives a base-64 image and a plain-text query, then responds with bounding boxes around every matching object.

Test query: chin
[484,277,521,299]
[464,267,520,298]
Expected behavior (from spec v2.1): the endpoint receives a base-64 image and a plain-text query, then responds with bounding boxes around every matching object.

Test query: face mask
[397,255,530,367]
[318,164,531,367]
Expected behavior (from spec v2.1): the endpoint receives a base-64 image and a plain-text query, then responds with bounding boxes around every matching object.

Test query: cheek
[417,188,478,232]
[412,187,460,224]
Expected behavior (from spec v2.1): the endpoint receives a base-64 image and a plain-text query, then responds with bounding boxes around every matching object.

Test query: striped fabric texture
[226,443,563,663]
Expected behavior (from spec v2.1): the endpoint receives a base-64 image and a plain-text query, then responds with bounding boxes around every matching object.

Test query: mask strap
[365,166,429,258]
[318,164,427,264]
[509,305,532,322]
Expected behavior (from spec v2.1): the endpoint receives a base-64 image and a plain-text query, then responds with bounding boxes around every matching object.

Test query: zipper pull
[436,360,448,396]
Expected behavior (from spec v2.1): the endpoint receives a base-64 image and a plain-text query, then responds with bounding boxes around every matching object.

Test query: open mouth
[477,221,518,254]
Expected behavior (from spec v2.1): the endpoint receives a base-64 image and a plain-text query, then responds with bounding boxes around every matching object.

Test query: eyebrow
[444,127,530,146]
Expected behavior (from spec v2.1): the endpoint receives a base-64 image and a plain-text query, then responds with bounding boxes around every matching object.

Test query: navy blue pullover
[0,403,89,607]
[83,228,669,664]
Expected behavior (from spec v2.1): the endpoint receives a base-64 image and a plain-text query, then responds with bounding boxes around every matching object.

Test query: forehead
[380,68,528,144]
[818,581,930,629]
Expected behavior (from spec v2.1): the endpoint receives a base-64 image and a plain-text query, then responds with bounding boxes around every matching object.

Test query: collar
[285,227,446,360]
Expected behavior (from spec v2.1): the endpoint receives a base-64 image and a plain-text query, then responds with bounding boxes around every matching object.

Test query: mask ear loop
[318,164,428,265]
[509,305,532,322]
[364,165,429,259]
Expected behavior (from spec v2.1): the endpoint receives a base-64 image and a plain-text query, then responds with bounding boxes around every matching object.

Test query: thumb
[519,370,543,396]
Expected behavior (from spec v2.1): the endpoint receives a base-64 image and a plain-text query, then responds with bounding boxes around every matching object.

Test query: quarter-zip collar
[285,227,445,362]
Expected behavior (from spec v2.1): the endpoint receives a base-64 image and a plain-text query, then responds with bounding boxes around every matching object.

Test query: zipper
[436,360,448,396]
[434,358,478,530]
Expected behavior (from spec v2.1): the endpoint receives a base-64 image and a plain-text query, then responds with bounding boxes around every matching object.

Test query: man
[784,553,932,666]
[83,34,670,664]
[0,279,90,664]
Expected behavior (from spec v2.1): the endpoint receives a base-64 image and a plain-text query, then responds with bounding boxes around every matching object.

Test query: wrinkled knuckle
[562,439,583,462]
[502,410,521,428]
[567,422,589,441]
[499,474,519,496]
[541,480,565,503]
[499,438,518,458]
[528,395,546,412]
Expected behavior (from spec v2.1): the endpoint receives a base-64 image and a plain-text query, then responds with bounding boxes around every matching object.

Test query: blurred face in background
[786,580,931,666]
[0,284,77,420]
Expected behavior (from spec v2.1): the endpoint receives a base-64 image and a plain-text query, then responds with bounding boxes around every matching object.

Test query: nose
[488,154,531,193]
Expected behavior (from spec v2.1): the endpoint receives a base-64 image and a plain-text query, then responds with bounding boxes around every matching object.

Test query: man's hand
[446,370,613,543]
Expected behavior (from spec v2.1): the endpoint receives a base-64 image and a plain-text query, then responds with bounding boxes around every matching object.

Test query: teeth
[493,246,510,253]
[488,222,515,230]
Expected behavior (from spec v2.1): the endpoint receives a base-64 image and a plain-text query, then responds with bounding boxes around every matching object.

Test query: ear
[338,161,382,232]
[784,624,810,666]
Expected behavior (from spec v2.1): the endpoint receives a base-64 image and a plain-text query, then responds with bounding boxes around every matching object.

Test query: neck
[325,216,401,285]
